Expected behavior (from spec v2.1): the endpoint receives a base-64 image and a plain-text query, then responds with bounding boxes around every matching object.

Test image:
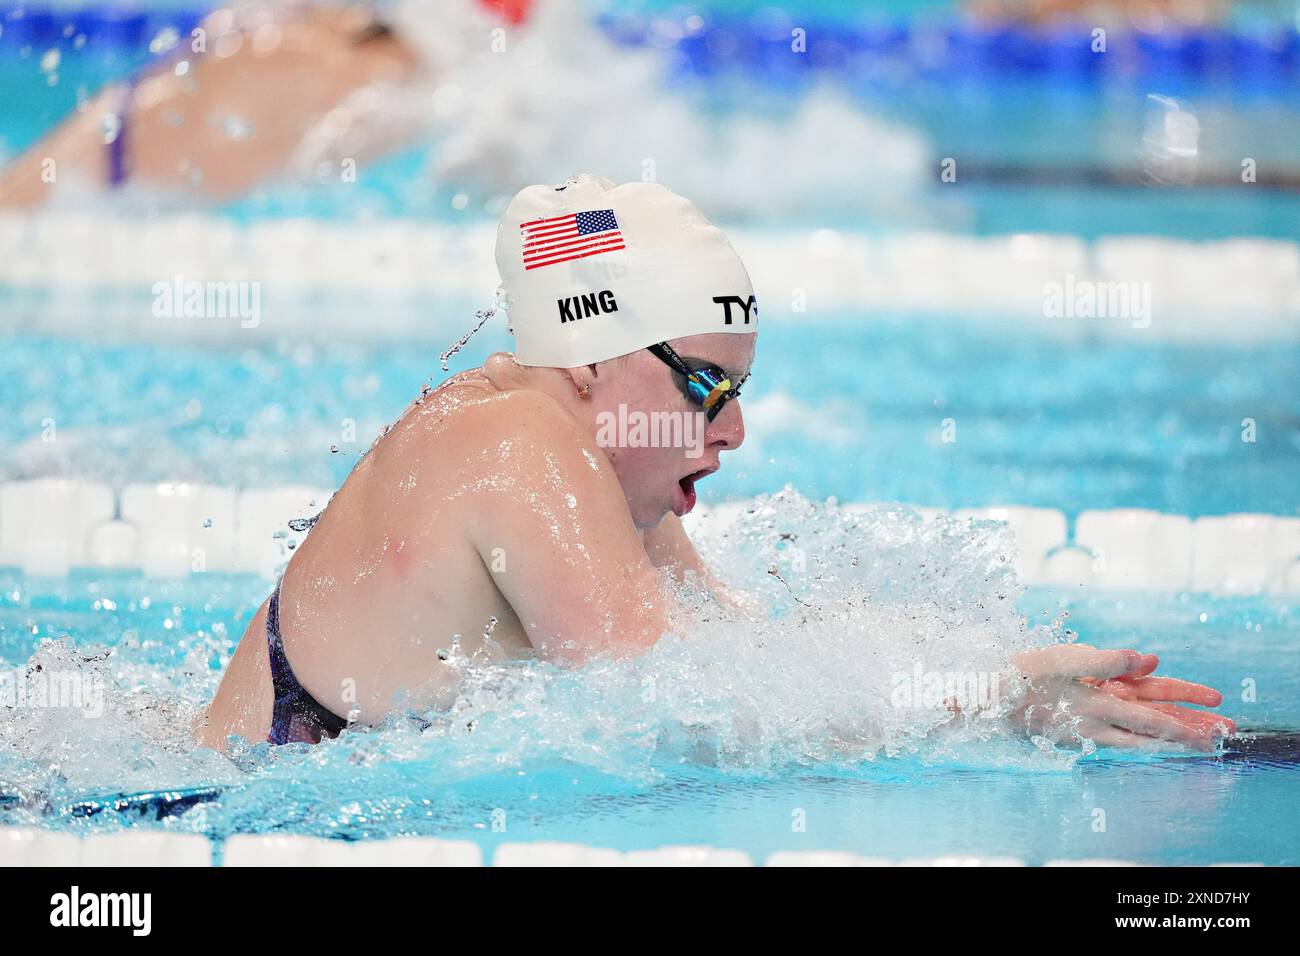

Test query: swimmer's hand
[1007,644,1236,751]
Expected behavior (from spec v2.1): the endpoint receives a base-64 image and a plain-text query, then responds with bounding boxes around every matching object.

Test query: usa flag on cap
[520,209,625,271]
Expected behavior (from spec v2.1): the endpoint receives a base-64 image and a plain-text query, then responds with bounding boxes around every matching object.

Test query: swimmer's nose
[708,399,744,451]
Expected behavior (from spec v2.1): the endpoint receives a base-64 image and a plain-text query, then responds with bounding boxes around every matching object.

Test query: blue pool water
[3,315,1297,517]
[0,552,1296,864]
[5,30,1300,238]
[2,2,1298,863]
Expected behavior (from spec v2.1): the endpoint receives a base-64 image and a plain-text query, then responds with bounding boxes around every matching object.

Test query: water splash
[0,491,1069,838]
[409,3,929,219]
[438,307,495,371]
[286,514,319,534]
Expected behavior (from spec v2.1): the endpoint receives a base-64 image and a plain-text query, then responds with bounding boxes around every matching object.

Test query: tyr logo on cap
[713,295,757,325]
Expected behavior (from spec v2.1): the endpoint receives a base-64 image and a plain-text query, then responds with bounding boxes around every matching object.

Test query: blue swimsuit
[266,580,349,745]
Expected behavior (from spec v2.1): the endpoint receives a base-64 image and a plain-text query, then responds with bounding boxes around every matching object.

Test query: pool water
[3,313,1297,516]
[2,1,1298,863]
[6,24,1300,238]
[0,554,1296,864]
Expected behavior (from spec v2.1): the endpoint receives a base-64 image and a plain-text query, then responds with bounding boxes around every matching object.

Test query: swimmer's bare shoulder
[432,383,671,665]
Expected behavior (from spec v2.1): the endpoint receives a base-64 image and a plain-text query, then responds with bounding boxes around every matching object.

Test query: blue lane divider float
[0,3,206,52]
[602,11,1300,86]
[1,2,1297,86]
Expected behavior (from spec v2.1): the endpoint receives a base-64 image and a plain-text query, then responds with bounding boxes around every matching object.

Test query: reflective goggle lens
[647,343,747,423]
[685,366,742,421]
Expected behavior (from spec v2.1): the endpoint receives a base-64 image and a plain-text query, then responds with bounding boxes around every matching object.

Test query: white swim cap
[495,173,757,368]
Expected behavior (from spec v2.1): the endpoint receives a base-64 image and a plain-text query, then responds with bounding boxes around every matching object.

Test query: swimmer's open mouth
[674,465,717,516]
[678,466,716,496]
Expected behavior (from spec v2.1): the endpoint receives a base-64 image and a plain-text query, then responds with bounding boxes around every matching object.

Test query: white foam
[382,0,929,220]
[0,490,1072,822]
[0,491,1277,865]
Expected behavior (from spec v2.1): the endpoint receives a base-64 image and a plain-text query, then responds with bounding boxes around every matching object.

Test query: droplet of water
[287,512,322,533]
[213,113,255,142]
[438,308,494,371]
[202,518,213,528]
[101,112,122,145]
[150,27,180,54]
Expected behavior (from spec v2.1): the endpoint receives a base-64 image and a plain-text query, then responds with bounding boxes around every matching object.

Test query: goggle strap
[648,342,692,378]
[647,342,745,422]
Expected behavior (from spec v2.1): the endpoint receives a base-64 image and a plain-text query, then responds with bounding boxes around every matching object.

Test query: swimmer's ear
[564,360,619,396]
[577,363,603,383]
[561,366,597,397]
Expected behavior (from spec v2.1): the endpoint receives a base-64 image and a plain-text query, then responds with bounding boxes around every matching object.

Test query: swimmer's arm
[0,99,112,207]
[465,394,671,666]
[643,513,756,615]
[642,513,711,582]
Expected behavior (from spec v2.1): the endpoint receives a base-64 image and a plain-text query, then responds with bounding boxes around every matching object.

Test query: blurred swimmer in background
[0,0,532,206]
[965,0,1228,27]
[0,0,928,219]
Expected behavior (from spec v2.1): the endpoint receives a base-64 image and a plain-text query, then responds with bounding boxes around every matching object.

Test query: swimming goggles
[647,342,749,422]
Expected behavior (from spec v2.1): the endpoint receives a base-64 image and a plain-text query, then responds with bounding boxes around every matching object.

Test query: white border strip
[1,826,1262,866]
[2,215,1298,340]
[2,479,1296,593]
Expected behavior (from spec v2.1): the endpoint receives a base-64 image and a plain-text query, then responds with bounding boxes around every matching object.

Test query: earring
[578,383,591,398]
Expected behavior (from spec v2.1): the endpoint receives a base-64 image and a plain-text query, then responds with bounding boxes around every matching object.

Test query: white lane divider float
[0,826,1270,866]
[2,215,1298,341]
[2,479,1298,592]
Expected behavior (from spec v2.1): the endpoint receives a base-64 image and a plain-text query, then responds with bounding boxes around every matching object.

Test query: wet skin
[194,333,754,749]
[193,327,1234,753]
[0,5,421,207]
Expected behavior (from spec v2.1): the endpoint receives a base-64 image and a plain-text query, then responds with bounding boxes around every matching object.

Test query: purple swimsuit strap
[106,78,139,188]
[266,579,349,745]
